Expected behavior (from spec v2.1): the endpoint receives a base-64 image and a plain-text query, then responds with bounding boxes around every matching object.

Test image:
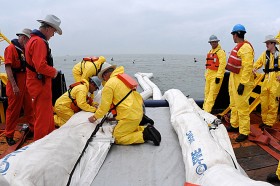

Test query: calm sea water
[54,54,206,100]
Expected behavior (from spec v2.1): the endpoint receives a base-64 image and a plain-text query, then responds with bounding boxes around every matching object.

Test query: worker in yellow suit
[72,56,106,82]
[54,76,101,127]
[267,161,280,183]
[276,31,280,44]
[226,24,254,142]
[203,35,226,113]
[253,35,280,130]
[88,63,161,146]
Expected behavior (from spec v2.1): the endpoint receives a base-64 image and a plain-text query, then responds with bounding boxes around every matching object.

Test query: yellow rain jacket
[203,44,226,112]
[72,56,106,82]
[276,31,280,44]
[254,51,280,126]
[228,41,254,135]
[54,79,97,126]
[94,66,145,145]
[0,73,8,85]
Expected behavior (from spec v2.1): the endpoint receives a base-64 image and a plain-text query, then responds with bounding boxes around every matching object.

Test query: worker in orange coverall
[25,15,62,140]
[4,29,34,145]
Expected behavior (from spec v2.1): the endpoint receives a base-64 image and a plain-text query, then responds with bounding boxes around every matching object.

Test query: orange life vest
[83,56,99,62]
[205,50,220,70]
[110,73,138,116]
[68,81,93,113]
[226,41,253,74]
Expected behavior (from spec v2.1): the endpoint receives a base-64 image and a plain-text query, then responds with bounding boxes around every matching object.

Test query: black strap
[25,62,36,72]
[264,49,279,73]
[67,89,75,103]
[97,63,103,74]
[66,114,108,186]
[11,39,26,73]
[67,82,84,106]
[109,90,133,112]
[80,60,99,75]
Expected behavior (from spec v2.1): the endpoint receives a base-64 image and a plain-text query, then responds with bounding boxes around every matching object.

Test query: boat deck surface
[225,112,280,186]
[0,109,279,185]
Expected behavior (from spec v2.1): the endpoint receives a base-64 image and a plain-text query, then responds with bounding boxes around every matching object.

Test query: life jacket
[80,56,101,75]
[68,81,93,113]
[205,49,220,70]
[25,30,53,83]
[10,39,26,73]
[110,73,138,116]
[226,41,253,74]
[263,49,280,74]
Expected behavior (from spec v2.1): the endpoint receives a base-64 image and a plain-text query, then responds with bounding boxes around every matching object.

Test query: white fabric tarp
[163,89,272,186]
[0,111,114,186]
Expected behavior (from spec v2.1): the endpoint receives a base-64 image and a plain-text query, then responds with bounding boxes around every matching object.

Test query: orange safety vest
[110,73,138,116]
[205,50,220,70]
[68,81,93,113]
[226,41,253,74]
[83,56,99,62]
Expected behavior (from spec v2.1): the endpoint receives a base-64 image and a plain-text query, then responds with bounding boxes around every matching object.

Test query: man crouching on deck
[88,63,161,145]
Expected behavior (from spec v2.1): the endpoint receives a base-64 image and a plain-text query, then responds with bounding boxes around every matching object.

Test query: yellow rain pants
[254,51,280,126]
[276,161,280,180]
[113,118,145,145]
[203,44,226,112]
[54,79,97,126]
[54,106,74,127]
[229,42,254,135]
[72,56,106,82]
[93,66,145,145]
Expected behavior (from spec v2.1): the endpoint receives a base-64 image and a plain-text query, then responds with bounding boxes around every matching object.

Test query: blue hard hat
[231,24,246,34]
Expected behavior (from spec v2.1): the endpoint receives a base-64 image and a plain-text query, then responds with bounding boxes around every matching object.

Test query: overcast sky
[1,0,280,57]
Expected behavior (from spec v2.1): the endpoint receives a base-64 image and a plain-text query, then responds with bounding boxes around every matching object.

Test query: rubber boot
[139,114,154,126]
[235,134,248,142]
[226,126,239,132]
[143,125,161,146]
[6,137,16,146]
[267,173,280,183]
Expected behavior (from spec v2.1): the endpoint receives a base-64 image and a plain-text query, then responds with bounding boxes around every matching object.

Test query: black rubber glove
[237,83,244,95]
[215,78,220,84]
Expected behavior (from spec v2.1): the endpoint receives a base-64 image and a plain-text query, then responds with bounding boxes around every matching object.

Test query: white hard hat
[89,76,102,89]
[208,35,220,43]
[97,62,116,79]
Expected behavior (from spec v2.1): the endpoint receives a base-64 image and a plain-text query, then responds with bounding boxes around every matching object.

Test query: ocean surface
[54,54,206,100]
[0,54,206,100]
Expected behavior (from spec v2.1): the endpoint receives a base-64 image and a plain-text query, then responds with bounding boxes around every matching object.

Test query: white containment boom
[163,89,272,186]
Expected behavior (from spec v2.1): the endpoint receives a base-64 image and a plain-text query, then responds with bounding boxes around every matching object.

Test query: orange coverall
[25,34,57,140]
[4,43,34,138]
